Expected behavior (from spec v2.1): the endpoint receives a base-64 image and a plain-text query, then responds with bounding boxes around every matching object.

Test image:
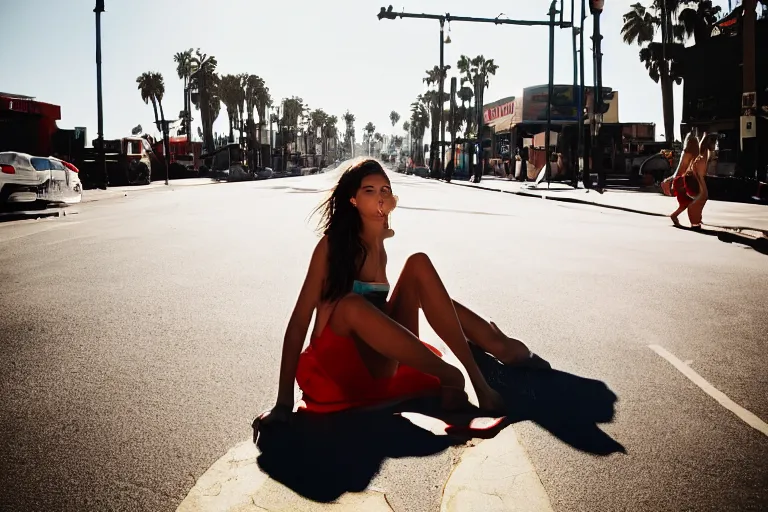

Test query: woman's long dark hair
[314,159,388,302]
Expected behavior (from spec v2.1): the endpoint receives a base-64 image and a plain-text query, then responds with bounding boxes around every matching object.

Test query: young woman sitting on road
[259,159,538,425]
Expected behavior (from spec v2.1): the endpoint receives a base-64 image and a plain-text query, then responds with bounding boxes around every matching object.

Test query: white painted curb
[440,427,553,512]
[176,441,268,512]
[176,440,394,511]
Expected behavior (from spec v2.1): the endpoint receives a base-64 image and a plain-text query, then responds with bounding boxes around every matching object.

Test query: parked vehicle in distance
[43,156,82,204]
[412,166,429,178]
[0,152,82,207]
[0,152,43,205]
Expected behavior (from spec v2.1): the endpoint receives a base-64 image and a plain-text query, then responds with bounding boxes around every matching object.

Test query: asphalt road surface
[1,169,766,512]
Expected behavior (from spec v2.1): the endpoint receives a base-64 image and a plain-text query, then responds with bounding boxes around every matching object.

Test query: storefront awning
[487,114,516,134]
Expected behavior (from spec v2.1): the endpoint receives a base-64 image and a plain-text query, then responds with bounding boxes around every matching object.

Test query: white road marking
[175,440,394,511]
[649,344,768,437]
[440,426,553,512]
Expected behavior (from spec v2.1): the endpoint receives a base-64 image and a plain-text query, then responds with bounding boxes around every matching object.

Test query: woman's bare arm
[671,152,693,181]
[274,237,328,407]
[692,166,709,203]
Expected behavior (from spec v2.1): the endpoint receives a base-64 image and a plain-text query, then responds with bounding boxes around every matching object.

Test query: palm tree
[445,104,467,164]
[402,120,411,156]
[244,75,271,167]
[310,109,328,158]
[324,115,339,159]
[678,1,721,43]
[343,111,356,157]
[457,55,498,175]
[424,65,452,169]
[280,97,304,156]
[188,49,219,153]
[245,75,269,139]
[136,71,171,182]
[457,86,474,139]
[281,97,304,130]
[409,101,429,165]
[219,74,242,142]
[420,90,449,170]
[390,111,400,128]
[137,71,161,130]
[621,1,717,144]
[173,49,194,137]
[364,122,375,155]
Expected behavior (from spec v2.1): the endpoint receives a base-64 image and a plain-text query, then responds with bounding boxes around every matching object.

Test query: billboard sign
[522,85,581,122]
[522,85,618,123]
[483,96,516,124]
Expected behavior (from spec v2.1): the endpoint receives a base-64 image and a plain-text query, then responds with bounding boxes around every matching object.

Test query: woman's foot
[476,385,506,414]
[440,385,472,411]
[671,214,680,227]
[489,321,533,365]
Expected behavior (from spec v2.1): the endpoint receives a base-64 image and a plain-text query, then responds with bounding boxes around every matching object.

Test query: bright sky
[1,0,735,143]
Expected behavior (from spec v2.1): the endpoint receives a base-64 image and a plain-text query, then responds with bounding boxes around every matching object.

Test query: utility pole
[590,0,605,191]
[544,0,557,187]
[439,18,446,179]
[579,0,590,188]
[94,0,106,189]
[742,0,759,180]
[448,76,457,183]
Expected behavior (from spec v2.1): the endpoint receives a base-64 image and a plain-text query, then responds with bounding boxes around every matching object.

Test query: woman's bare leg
[451,301,531,364]
[328,293,467,408]
[388,253,504,411]
[389,262,531,364]
[687,197,706,228]
[670,203,687,226]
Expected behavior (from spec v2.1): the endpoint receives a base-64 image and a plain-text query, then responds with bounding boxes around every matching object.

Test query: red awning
[0,94,61,120]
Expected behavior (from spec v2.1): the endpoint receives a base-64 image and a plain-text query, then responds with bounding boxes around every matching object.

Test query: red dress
[296,324,442,413]
[672,172,699,208]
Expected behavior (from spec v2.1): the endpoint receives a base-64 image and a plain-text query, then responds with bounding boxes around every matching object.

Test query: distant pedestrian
[445,158,454,182]
[519,145,529,182]
[667,132,714,229]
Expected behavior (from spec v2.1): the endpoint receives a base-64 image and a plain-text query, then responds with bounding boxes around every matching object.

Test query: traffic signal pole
[590,0,605,191]
[378,5,572,183]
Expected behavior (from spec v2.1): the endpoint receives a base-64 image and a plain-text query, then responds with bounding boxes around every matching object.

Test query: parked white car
[0,152,82,207]
[0,152,45,205]
[44,156,83,204]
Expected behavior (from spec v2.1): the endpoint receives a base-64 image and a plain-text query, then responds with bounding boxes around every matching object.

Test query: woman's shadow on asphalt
[254,344,625,503]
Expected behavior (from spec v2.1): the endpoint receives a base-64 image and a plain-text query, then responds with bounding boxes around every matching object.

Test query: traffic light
[589,0,604,15]
[378,6,396,20]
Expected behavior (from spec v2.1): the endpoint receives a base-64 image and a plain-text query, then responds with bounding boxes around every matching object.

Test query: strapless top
[352,280,390,311]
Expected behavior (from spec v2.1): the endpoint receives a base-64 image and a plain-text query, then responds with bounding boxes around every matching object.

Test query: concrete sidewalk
[449,177,768,235]
[81,178,216,203]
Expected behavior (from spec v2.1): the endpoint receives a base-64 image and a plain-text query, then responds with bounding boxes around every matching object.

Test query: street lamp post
[94,0,106,189]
